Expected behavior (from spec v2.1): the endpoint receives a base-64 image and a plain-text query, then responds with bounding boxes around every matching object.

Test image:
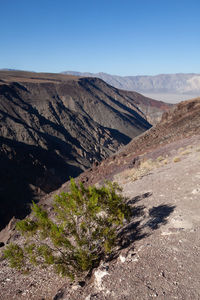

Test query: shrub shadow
[145,204,176,230]
[118,192,175,250]
[127,192,152,205]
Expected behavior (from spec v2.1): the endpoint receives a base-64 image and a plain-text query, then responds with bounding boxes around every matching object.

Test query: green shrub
[4,179,131,280]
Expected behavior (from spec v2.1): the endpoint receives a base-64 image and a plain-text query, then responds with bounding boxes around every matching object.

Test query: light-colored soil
[56,135,200,300]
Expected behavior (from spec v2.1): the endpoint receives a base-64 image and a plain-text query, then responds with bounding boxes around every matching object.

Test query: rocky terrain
[0,97,200,299]
[63,71,200,103]
[0,70,170,229]
[76,97,200,187]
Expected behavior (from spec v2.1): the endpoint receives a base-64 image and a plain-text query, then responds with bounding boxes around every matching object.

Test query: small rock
[192,188,200,194]
[94,269,109,290]
[78,281,86,287]
[119,255,126,263]
[6,278,11,281]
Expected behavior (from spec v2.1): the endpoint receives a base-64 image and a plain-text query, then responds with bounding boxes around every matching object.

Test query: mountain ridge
[62,71,200,103]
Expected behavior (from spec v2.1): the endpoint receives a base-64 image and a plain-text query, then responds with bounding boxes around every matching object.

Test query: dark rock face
[0,71,163,229]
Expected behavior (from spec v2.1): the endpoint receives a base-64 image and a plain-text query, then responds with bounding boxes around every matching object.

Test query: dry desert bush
[173,156,181,163]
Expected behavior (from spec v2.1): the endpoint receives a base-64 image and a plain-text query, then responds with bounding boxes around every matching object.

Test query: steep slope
[0,70,160,229]
[115,88,172,125]
[77,97,200,186]
[63,71,200,103]
[0,98,200,300]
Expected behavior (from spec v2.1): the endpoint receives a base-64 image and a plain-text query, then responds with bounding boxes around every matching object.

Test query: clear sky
[0,0,200,76]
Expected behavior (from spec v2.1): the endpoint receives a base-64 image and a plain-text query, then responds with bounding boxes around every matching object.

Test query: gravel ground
[56,136,200,300]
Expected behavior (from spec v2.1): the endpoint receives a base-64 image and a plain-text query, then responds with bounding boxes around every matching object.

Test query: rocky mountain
[0,70,171,229]
[63,71,200,103]
[0,97,200,300]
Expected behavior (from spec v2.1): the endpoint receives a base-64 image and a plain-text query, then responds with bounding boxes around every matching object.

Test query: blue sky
[0,0,200,75]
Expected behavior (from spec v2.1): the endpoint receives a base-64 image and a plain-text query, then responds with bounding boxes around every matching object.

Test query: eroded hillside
[77,97,200,186]
[0,71,170,229]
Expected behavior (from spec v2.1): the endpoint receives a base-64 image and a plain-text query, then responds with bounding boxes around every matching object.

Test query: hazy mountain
[0,70,171,229]
[63,71,200,103]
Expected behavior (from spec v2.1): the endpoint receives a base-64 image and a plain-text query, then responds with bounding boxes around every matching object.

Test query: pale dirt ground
[57,136,200,300]
[0,135,200,299]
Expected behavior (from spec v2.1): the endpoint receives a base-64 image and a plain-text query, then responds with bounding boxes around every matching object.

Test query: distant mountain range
[62,71,200,103]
